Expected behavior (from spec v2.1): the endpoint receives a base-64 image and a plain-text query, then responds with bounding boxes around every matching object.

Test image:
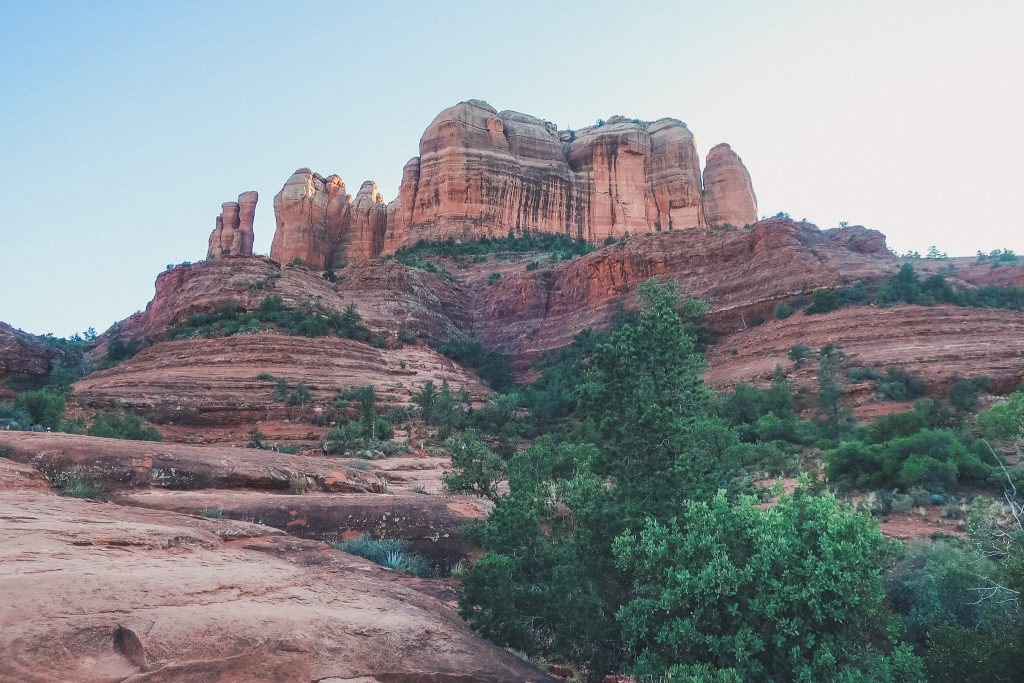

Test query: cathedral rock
[266,99,758,268]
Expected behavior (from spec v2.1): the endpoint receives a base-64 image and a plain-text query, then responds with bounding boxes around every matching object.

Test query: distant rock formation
[383,100,757,251]
[269,100,758,266]
[701,144,757,229]
[269,170,386,270]
[207,191,257,259]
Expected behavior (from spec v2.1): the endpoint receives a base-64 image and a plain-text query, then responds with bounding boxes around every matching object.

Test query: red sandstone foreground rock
[0,431,489,567]
[0,451,550,682]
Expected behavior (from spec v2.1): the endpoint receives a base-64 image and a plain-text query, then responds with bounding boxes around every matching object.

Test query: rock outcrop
[385,101,757,250]
[269,169,387,269]
[268,100,757,264]
[702,143,757,229]
[0,446,552,682]
[207,191,257,258]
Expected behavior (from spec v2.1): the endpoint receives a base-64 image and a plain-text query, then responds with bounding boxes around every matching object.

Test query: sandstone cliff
[207,191,257,258]
[385,101,757,250]
[269,169,387,270]
[269,100,758,266]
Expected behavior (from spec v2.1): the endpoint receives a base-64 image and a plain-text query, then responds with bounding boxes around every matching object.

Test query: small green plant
[526,260,540,271]
[774,302,795,319]
[397,328,417,345]
[286,381,311,407]
[198,506,224,519]
[57,467,106,500]
[410,486,429,495]
[788,345,813,364]
[487,272,502,286]
[332,534,435,577]
[247,426,266,449]
[288,475,310,495]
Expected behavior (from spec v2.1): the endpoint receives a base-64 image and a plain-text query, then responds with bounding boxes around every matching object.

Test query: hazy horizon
[2,0,1022,336]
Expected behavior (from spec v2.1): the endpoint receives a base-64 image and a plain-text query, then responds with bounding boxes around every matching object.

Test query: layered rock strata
[207,191,257,258]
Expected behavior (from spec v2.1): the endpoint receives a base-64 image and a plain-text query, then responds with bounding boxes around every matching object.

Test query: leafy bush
[0,404,34,430]
[198,506,224,519]
[826,429,993,491]
[875,366,928,401]
[333,534,434,577]
[614,490,917,682]
[87,411,162,441]
[774,301,795,319]
[788,344,813,363]
[949,376,989,414]
[14,387,68,429]
[486,272,502,285]
[397,328,417,345]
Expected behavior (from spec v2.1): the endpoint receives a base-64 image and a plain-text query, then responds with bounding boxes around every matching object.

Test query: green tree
[614,487,921,682]
[443,428,505,502]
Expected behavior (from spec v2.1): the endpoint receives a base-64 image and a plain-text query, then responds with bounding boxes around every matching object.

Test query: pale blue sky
[2,0,1022,336]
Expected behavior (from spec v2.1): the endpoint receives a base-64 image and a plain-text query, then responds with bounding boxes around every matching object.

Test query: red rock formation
[702,143,757,228]
[704,304,1024,394]
[270,169,387,269]
[384,101,753,250]
[207,191,257,258]
[0,322,54,397]
[260,101,756,263]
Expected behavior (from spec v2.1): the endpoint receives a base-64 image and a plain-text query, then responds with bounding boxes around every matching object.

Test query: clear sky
[2,0,1022,336]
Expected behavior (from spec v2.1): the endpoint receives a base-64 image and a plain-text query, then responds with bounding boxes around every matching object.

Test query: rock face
[207,191,257,258]
[270,169,387,269]
[0,446,551,682]
[0,322,53,397]
[385,101,756,250]
[268,100,757,264]
[702,143,758,228]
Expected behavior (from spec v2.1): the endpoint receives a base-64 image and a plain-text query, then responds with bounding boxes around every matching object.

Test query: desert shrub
[948,376,989,414]
[286,381,311,406]
[332,534,434,577]
[288,475,310,495]
[0,404,34,430]
[397,328,417,345]
[788,344,813,363]
[875,366,928,402]
[87,411,162,441]
[826,429,992,491]
[56,467,106,500]
[198,506,224,519]
[410,486,428,495]
[747,312,765,327]
[487,272,502,285]
[526,260,540,271]
[774,301,795,319]
[847,366,881,383]
[14,387,67,429]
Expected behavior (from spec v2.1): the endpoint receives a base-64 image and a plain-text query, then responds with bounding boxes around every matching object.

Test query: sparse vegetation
[167,296,371,341]
[56,467,106,500]
[332,534,434,577]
